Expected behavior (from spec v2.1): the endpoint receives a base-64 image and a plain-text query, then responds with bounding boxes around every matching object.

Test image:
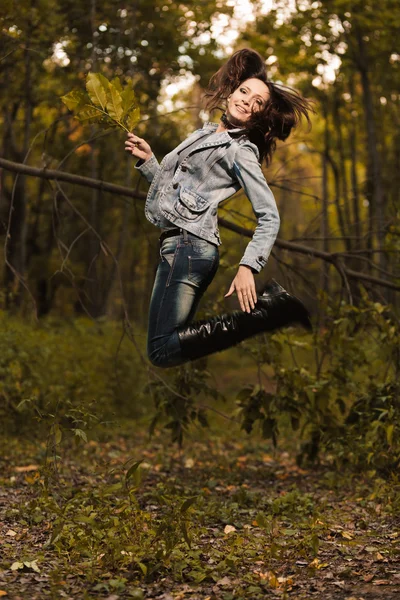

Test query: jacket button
[173,183,179,189]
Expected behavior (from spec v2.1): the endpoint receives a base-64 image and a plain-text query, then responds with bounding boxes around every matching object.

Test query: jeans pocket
[160,237,179,265]
[161,252,175,267]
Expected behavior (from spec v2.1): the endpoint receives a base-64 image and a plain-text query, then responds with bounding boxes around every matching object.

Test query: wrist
[238,264,257,275]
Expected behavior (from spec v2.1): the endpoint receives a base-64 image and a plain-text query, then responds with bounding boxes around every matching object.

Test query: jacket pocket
[174,188,209,221]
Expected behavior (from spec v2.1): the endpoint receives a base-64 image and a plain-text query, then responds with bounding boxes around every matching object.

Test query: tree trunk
[354,26,387,284]
[4,29,33,308]
[332,90,352,249]
[320,100,330,296]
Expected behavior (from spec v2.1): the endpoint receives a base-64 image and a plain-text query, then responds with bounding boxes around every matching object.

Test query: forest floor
[0,421,399,600]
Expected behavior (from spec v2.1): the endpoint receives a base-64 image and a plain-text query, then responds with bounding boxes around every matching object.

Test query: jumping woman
[125,48,314,368]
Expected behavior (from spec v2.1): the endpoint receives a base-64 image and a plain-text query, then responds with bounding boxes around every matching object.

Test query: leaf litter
[0,425,399,599]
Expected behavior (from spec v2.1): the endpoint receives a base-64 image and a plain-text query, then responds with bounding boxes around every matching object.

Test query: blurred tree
[0,0,233,316]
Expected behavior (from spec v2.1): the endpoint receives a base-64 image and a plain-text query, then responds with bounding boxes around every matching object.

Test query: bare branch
[1,157,398,292]
[0,157,146,202]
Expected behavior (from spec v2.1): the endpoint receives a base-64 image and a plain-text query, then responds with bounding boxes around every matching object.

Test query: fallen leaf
[10,561,40,573]
[6,530,17,537]
[363,574,374,582]
[14,465,39,473]
[0,592,8,597]
[309,558,320,568]
[341,531,353,540]
[373,580,390,585]
[216,576,231,586]
[277,576,294,585]
[365,546,379,552]
[184,458,194,469]
[224,525,236,534]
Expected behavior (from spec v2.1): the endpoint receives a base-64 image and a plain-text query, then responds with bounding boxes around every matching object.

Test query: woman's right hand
[125,132,152,162]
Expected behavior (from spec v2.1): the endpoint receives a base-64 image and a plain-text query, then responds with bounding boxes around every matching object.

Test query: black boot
[177,279,311,362]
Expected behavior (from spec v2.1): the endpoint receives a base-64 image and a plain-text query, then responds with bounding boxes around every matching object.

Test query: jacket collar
[172,122,247,161]
[180,122,246,156]
[202,121,246,135]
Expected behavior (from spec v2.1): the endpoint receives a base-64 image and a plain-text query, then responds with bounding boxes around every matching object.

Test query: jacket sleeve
[134,153,160,184]
[233,143,280,273]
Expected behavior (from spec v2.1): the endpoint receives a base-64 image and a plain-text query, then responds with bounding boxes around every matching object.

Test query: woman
[125,49,314,368]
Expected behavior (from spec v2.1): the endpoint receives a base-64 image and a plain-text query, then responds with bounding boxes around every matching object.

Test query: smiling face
[226,77,270,126]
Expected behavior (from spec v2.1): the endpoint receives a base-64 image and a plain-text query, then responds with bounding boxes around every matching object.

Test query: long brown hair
[204,48,315,166]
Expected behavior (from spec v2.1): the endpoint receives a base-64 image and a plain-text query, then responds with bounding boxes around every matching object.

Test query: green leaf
[76,104,103,122]
[53,424,62,445]
[181,521,191,548]
[73,428,88,442]
[111,76,123,93]
[311,533,320,556]
[136,561,147,576]
[262,417,275,439]
[86,73,108,109]
[106,84,123,122]
[121,87,136,114]
[125,106,141,132]
[61,90,87,111]
[125,460,143,482]
[189,570,207,583]
[236,386,253,402]
[180,496,197,513]
[45,524,64,547]
[256,512,267,528]
[75,515,96,524]
[386,424,394,445]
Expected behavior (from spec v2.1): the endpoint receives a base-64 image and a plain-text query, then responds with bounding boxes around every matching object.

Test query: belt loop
[182,229,188,242]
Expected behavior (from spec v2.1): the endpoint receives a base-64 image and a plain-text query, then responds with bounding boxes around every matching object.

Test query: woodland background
[0,1,399,598]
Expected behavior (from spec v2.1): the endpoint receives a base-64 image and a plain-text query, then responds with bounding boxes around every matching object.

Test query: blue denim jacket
[135,121,280,273]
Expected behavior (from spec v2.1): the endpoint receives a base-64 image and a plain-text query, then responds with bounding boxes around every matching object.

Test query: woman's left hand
[225,265,257,313]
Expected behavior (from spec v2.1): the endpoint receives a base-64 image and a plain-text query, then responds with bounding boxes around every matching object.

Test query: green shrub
[234,292,399,474]
[0,313,146,436]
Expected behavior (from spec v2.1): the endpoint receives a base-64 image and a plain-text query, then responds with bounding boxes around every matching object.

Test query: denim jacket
[135,121,280,273]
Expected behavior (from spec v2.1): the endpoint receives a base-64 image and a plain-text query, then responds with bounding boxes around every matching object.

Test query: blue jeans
[147,230,219,368]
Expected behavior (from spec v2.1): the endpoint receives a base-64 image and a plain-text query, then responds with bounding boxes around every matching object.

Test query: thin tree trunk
[355,27,387,280]
[320,101,330,296]
[332,91,352,249]
[85,0,102,317]
[348,76,362,242]
[99,161,132,316]
[4,24,33,307]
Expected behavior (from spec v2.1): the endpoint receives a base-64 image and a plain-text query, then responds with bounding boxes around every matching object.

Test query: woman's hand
[124,132,152,162]
[225,265,257,313]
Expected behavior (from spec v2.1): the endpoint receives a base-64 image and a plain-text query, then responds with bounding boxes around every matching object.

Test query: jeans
[147,230,219,368]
